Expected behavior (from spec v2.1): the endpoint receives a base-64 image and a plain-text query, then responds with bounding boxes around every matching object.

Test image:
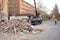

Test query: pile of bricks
[0,19,33,34]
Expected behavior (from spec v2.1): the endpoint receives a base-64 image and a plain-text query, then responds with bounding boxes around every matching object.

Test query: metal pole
[8,0,10,20]
[1,0,4,21]
[34,0,37,15]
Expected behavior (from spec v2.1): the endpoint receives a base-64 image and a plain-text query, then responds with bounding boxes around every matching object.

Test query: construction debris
[0,19,43,34]
[0,19,33,34]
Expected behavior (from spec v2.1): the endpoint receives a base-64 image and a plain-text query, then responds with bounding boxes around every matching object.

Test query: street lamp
[34,0,38,15]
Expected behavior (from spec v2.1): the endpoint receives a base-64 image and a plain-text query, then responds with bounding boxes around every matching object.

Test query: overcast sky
[24,0,60,14]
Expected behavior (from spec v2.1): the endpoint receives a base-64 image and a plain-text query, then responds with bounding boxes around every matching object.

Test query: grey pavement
[25,20,60,40]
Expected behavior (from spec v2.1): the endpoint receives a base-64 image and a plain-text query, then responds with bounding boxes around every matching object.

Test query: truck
[27,13,43,25]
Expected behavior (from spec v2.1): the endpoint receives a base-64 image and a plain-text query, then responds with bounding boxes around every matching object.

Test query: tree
[51,4,59,20]
[37,0,43,9]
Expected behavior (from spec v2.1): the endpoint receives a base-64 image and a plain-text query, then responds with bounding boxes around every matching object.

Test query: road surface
[26,20,60,40]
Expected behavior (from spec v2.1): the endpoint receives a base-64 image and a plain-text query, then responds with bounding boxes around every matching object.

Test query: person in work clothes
[55,19,57,24]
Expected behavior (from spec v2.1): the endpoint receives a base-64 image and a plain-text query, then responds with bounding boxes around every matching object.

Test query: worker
[55,19,57,24]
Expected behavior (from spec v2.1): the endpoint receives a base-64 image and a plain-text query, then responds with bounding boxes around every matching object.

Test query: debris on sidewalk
[0,19,34,34]
[0,19,43,34]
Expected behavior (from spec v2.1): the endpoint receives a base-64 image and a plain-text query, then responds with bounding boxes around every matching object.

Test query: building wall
[0,0,36,16]
[0,0,8,21]
[0,0,2,3]
[20,0,35,15]
[3,0,8,14]
[8,0,20,16]
[0,0,46,21]
[0,0,2,13]
[8,0,35,16]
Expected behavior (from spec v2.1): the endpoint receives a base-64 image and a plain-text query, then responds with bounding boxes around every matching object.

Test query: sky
[24,0,60,14]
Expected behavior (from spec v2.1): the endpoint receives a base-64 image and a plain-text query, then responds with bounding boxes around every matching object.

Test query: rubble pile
[0,19,33,34]
[0,21,9,33]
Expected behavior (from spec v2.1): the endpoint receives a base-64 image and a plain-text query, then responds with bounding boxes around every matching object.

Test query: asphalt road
[25,20,60,40]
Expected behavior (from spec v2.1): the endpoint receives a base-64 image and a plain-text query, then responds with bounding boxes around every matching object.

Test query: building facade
[8,0,20,16]
[0,0,35,16]
[8,0,35,16]
[0,0,8,21]
[20,0,35,15]
[0,0,38,20]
